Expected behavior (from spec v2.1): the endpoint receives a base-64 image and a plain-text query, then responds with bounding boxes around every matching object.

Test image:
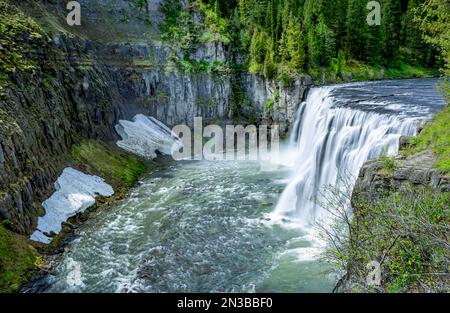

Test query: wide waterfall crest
[272,86,420,228]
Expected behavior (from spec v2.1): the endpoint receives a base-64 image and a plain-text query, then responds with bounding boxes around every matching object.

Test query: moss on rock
[70,139,150,188]
[0,0,48,95]
[0,224,42,292]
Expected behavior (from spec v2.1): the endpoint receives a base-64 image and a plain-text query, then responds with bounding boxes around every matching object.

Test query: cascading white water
[30,79,444,293]
[273,86,421,228]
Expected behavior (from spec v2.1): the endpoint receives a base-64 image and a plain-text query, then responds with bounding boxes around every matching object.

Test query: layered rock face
[355,150,448,195]
[0,35,130,234]
[353,139,449,204]
[0,0,312,235]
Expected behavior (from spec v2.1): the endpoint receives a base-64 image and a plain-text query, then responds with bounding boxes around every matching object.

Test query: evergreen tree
[249,28,267,74]
[264,42,277,78]
[198,0,438,79]
[286,14,306,70]
[316,17,336,67]
[382,0,402,63]
[346,0,368,60]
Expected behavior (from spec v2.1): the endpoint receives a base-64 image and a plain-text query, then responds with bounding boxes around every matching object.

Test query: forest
[171,0,444,82]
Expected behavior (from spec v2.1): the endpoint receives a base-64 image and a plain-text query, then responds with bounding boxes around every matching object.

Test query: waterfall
[272,86,421,228]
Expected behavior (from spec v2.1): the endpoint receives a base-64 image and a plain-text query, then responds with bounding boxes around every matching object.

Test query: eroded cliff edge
[354,147,448,199]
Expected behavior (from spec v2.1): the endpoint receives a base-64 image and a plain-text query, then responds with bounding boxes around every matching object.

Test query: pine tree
[264,43,277,78]
[365,20,381,64]
[199,0,438,79]
[403,0,428,65]
[316,17,336,67]
[249,28,267,74]
[286,14,306,70]
[382,0,402,63]
[346,0,368,60]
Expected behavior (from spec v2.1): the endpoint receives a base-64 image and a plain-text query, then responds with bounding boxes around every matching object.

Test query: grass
[407,105,450,174]
[0,225,42,292]
[309,59,436,84]
[70,140,150,188]
[41,139,170,252]
[379,155,396,175]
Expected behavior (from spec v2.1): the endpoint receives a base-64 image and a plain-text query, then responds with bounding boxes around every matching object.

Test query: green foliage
[310,58,435,83]
[160,0,232,74]
[308,17,335,68]
[322,183,449,293]
[381,0,402,62]
[161,0,197,51]
[407,105,450,173]
[331,50,347,78]
[0,0,47,94]
[197,0,231,44]
[188,0,439,82]
[379,155,396,173]
[156,0,441,81]
[415,0,450,101]
[70,140,149,188]
[0,225,40,292]
[265,98,275,111]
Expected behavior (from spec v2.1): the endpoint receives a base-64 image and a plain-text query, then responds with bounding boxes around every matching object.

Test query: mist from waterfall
[272,85,425,228]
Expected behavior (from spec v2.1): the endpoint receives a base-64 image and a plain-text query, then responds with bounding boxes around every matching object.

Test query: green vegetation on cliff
[159,0,232,74]
[0,225,41,292]
[70,140,150,188]
[189,0,440,82]
[406,106,450,173]
[0,0,47,96]
[323,185,449,293]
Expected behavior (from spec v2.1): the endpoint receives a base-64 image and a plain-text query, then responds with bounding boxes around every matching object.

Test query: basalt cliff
[0,0,311,235]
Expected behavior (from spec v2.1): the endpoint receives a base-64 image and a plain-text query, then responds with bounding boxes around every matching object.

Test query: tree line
[200,0,440,80]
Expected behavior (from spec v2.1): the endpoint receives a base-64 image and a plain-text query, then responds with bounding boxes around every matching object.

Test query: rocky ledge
[353,141,449,202]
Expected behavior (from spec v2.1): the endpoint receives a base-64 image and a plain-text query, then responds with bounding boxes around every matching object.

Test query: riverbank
[20,78,443,293]
[0,139,173,293]
[3,78,446,293]
[309,60,438,85]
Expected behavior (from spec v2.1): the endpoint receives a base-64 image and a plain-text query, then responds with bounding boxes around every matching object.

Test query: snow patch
[30,168,114,244]
[115,114,182,159]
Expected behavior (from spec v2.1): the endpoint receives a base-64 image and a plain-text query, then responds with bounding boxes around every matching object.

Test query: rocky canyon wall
[0,0,312,234]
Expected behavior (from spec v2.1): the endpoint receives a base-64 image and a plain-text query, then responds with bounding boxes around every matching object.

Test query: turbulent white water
[29,79,445,293]
[272,85,428,228]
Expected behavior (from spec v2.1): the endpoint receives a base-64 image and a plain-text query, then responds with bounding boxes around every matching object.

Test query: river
[31,78,445,293]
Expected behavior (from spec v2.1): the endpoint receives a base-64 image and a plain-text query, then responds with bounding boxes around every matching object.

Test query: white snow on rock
[115,114,182,159]
[30,168,114,244]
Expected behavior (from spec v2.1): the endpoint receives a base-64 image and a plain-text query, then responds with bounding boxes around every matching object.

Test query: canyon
[0,0,448,293]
